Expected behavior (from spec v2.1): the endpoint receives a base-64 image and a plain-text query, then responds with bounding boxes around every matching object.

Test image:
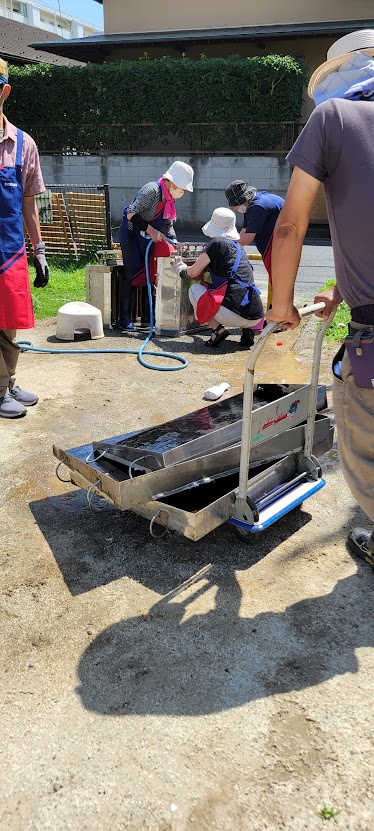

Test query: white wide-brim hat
[162,160,194,192]
[308,29,374,98]
[202,207,240,240]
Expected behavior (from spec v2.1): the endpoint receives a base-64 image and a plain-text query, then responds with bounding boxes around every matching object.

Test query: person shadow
[77,564,373,717]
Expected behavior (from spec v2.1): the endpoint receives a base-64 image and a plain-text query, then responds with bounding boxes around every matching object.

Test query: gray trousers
[0,329,20,398]
[333,349,374,529]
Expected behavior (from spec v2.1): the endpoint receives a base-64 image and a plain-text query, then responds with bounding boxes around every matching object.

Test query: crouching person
[172,208,264,348]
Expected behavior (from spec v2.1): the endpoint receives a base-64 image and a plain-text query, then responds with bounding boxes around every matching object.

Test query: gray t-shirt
[287,98,374,310]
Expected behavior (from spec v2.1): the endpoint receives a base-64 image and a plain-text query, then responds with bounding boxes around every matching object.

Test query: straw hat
[308,29,374,98]
[202,207,240,240]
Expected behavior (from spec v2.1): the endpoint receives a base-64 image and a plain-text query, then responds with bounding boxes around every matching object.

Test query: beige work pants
[0,329,20,398]
[333,349,374,523]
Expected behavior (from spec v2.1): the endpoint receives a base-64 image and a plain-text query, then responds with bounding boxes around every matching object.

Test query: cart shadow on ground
[29,487,314,598]
[29,494,373,716]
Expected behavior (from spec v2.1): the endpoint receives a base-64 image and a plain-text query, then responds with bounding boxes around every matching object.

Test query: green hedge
[6,56,307,154]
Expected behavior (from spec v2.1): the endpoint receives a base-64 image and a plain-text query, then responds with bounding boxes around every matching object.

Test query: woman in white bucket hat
[172,207,264,348]
[119,161,193,333]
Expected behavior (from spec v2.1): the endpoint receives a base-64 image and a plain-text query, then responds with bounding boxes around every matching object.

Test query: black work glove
[33,250,50,288]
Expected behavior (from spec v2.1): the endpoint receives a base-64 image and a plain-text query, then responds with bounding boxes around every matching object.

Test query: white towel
[314,52,374,105]
[203,382,230,401]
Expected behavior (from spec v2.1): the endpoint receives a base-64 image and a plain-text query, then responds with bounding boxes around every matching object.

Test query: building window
[13,0,27,14]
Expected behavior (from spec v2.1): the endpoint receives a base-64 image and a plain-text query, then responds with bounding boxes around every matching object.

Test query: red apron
[0,129,34,329]
[195,242,243,325]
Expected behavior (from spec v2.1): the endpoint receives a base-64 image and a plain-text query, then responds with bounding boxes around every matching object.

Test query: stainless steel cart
[53,303,334,542]
[228,302,334,539]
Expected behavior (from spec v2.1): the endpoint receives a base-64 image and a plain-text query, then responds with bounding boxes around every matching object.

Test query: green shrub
[318,279,350,342]
[6,56,306,154]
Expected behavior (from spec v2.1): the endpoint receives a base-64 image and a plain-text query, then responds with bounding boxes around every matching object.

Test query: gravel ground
[0,313,373,831]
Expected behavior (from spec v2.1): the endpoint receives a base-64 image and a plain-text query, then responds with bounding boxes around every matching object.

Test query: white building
[0,0,102,40]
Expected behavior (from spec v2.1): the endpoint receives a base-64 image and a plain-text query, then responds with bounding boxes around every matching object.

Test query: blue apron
[120,182,166,287]
[196,241,260,325]
[0,129,33,329]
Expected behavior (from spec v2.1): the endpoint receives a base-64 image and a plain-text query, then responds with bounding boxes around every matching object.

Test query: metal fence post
[100,184,112,250]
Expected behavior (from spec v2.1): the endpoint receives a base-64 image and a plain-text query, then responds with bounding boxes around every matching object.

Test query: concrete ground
[247,241,336,302]
[1,302,373,830]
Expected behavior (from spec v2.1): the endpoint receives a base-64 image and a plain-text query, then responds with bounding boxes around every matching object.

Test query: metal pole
[101,184,112,250]
[303,308,336,458]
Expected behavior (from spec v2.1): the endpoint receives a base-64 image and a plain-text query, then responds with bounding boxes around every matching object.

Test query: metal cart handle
[237,302,336,504]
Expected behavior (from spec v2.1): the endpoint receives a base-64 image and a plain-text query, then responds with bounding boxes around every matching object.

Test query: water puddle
[320,447,340,474]
[207,330,311,387]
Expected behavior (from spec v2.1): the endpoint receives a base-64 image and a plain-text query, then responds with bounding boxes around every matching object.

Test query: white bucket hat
[308,29,374,98]
[202,207,240,240]
[162,161,194,192]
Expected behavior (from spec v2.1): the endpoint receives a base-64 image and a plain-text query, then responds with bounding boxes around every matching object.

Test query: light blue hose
[17,238,188,372]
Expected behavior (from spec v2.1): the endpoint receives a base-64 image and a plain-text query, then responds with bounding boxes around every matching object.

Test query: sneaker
[240,329,255,348]
[120,322,138,336]
[10,386,39,406]
[347,528,374,570]
[0,394,27,418]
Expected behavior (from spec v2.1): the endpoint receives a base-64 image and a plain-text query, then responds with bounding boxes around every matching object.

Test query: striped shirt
[127,180,176,237]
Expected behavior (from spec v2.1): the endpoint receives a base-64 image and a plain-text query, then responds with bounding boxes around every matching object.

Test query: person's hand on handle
[314,288,342,318]
[266,303,301,330]
[33,244,50,288]
[147,225,167,244]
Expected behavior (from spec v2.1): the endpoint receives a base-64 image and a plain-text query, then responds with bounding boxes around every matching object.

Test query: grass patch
[318,279,350,342]
[319,803,341,822]
[30,258,86,319]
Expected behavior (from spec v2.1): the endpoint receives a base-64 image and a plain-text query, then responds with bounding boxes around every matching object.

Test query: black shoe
[347,528,374,570]
[206,326,229,348]
[240,329,255,348]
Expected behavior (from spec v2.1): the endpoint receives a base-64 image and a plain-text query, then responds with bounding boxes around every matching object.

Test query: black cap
[225,180,257,207]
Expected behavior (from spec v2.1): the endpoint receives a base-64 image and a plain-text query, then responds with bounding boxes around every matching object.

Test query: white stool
[56,301,104,341]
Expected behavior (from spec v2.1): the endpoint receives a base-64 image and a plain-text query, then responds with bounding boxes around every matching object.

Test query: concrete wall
[103,0,374,33]
[39,154,292,234]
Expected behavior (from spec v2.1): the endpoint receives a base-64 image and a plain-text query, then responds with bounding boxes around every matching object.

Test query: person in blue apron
[0,58,49,419]
[119,161,194,333]
[225,180,284,315]
[171,207,264,348]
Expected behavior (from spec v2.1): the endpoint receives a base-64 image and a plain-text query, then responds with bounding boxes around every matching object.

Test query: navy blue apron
[120,182,165,287]
[196,242,260,325]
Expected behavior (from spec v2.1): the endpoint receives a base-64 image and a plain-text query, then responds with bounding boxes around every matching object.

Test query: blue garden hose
[17,238,188,372]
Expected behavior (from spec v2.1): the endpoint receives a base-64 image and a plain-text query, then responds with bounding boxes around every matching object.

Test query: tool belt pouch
[344,321,374,389]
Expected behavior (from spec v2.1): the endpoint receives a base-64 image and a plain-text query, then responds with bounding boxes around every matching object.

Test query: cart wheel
[234,525,259,544]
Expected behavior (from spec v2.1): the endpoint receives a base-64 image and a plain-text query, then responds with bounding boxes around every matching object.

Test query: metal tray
[53,413,333,520]
[92,386,327,472]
